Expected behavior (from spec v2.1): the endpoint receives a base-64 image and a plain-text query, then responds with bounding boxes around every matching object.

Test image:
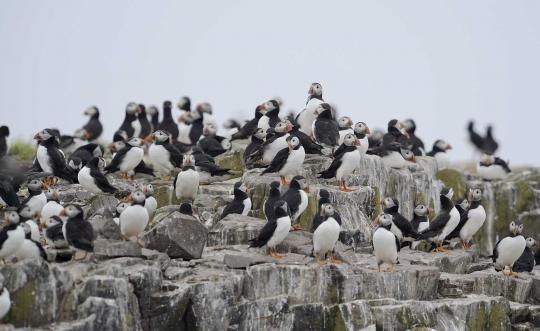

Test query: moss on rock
[437,169,466,198]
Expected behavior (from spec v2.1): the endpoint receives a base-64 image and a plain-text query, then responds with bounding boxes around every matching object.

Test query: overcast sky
[1,1,539,165]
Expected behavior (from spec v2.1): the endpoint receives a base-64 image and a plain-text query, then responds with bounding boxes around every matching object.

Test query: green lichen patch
[437,169,467,199]
[6,281,36,326]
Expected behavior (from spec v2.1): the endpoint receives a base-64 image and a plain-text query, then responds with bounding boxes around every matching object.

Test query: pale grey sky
[0,1,539,165]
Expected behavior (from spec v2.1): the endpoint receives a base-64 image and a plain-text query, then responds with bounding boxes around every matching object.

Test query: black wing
[467,122,485,150]
[420,211,450,238]
[46,223,65,241]
[392,213,418,238]
[220,200,244,220]
[447,210,470,240]
[0,180,20,207]
[105,147,130,173]
[395,234,401,252]
[90,167,117,193]
[494,157,511,173]
[0,227,9,247]
[66,219,94,252]
[318,156,343,179]
[291,130,321,154]
[31,239,48,260]
[48,146,75,182]
[249,219,277,247]
[314,120,339,146]
[164,144,183,167]
[491,238,502,262]
[197,160,230,176]
[232,118,257,140]
[134,161,155,176]
[281,189,301,216]
[262,148,289,174]
[83,118,103,140]
[513,248,534,273]
[198,137,226,157]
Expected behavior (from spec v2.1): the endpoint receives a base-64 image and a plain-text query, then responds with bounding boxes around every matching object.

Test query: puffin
[113,201,129,226]
[288,121,322,155]
[146,105,160,131]
[402,119,425,156]
[119,190,149,244]
[380,147,416,169]
[157,101,179,140]
[312,103,340,150]
[196,102,217,127]
[263,181,281,222]
[44,216,67,249]
[449,189,486,250]
[109,130,128,154]
[191,147,230,179]
[411,204,430,233]
[454,198,469,219]
[312,203,341,265]
[220,181,251,220]
[426,139,452,170]
[373,213,400,272]
[177,96,192,114]
[382,197,419,245]
[467,121,485,153]
[68,143,102,170]
[231,105,264,140]
[174,155,199,202]
[477,154,511,180]
[258,100,281,132]
[280,175,310,230]
[148,130,183,179]
[34,129,76,182]
[177,109,205,146]
[0,286,11,321]
[353,122,370,156]
[337,116,354,145]
[178,203,194,217]
[513,237,537,273]
[367,128,385,154]
[79,157,117,194]
[141,183,157,220]
[0,126,9,160]
[21,179,47,217]
[419,187,460,252]
[383,119,409,150]
[118,102,141,139]
[492,220,526,276]
[296,82,324,136]
[40,187,64,226]
[484,126,499,155]
[0,173,25,208]
[136,104,152,139]
[312,189,342,232]
[248,121,293,165]
[262,136,305,186]
[61,204,94,260]
[243,128,266,166]
[249,200,291,258]
[81,106,103,141]
[198,123,229,157]
[0,209,25,261]
[104,137,145,179]
[15,222,47,261]
[58,130,87,155]
[18,205,40,242]
[318,134,360,192]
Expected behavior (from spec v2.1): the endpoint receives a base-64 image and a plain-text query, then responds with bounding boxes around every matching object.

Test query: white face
[116,202,129,214]
[414,204,428,216]
[436,140,452,151]
[154,130,169,143]
[197,102,212,114]
[203,124,217,135]
[64,205,82,218]
[401,149,415,161]
[221,139,232,150]
[296,177,309,190]
[526,237,537,248]
[321,203,335,217]
[343,134,358,146]
[354,122,369,134]
[28,179,43,191]
[183,154,195,166]
[46,188,60,200]
[126,103,139,114]
[146,105,158,115]
[470,188,482,201]
[274,121,289,133]
[35,129,53,141]
[379,213,393,226]
[402,119,414,131]
[338,117,352,128]
[128,138,143,147]
[383,197,396,208]
[509,221,523,235]
[264,101,277,112]
[309,83,322,96]
[177,97,189,109]
[46,216,62,228]
[97,157,107,171]
[144,184,154,195]
[254,128,266,139]
[132,191,146,203]
[288,136,300,149]
[4,210,19,224]
[84,106,98,116]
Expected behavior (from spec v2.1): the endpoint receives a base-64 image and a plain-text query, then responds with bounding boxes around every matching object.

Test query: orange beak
[373,215,380,225]
[446,144,453,150]
[354,138,361,146]
[288,143,293,151]
[366,127,371,134]
[411,155,416,163]
[33,132,40,140]
[127,194,134,203]
[144,134,155,145]
[467,190,473,202]
[59,210,66,217]
[304,186,311,193]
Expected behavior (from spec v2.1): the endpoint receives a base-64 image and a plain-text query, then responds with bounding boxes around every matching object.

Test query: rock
[207,214,265,246]
[400,248,478,274]
[223,253,275,269]
[140,282,191,331]
[88,214,122,240]
[144,211,208,260]
[93,239,142,258]
[77,297,121,331]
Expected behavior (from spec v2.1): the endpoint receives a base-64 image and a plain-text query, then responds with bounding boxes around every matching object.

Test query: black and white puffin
[191,147,230,180]
[280,175,310,230]
[244,128,266,166]
[337,116,354,145]
[477,154,511,180]
[402,119,425,156]
[198,123,229,157]
[104,137,145,179]
[0,173,24,208]
[0,209,25,261]
[353,122,370,157]
[411,204,430,233]
[157,101,179,140]
[258,100,281,132]
[119,191,149,244]
[148,130,183,179]
[220,181,251,219]
[263,181,281,222]
[373,213,400,272]
[21,179,47,217]
[312,189,342,232]
[427,139,452,170]
[177,96,192,114]
[177,108,204,146]
[467,121,485,154]
[313,203,341,265]
[249,200,291,258]
[81,106,103,141]
[318,134,360,192]
[0,125,9,160]
[513,237,537,273]
[34,129,76,182]
[174,155,199,202]
[449,189,486,250]
[492,220,526,276]
[484,125,499,155]
[136,104,152,139]
[60,204,94,260]
[248,121,293,165]
[382,197,419,245]
[68,143,102,171]
[262,136,305,185]
[118,102,141,139]
[379,147,416,169]
[231,105,264,140]
[312,103,339,150]
[18,205,40,242]
[288,121,322,155]
[146,105,160,131]
[296,82,324,136]
[40,187,63,225]
[15,222,47,261]
[44,215,67,249]
[141,183,157,220]
[79,157,118,194]
[419,187,460,252]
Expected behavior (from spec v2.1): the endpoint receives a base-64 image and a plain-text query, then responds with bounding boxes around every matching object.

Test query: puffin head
[177,97,191,111]
[400,148,416,162]
[509,220,524,236]
[146,105,158,116]
[338,116,353,129]
[308,83,323,97]
[343,133,360,146]
[441,187,454,200]
[126,102,140,114]
[61,205,84,219]
[413,204,428,217]
[468,188,482,202]
[182,154,195,167]
[320,203,335,218]
[526,237,538,248]
[354,122,370,135]
[286,136,301,151]
[434,139,452,152]
[83,106,99,117]
[3,208,20,225]
[382,197,398,209]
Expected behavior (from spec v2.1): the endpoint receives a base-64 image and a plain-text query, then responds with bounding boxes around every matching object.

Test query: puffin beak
[144,134,155,145]
[320,208,325,217]
[348,118,353,126]
[288,143,293,151]
[411,155,417,163]
[33,132,41,140]
[304,186,311,193]
[467,190,473,203]
[82,131,91,140]
[127,194,134,203]
[373,215,380,226]
[177,115,184,123]
[402,129,410,139]
[428,208,434,218]
[308,86,314,95]
[41,182,48,190]
[446,144,453,150]
[366,127,371,134]
[59,209,66,217]
[354,138,361,146]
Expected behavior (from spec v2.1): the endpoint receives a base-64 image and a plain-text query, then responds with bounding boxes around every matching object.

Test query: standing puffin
[296,82,324,136]
[118,103,141,139]
[157,101,179,140]
[177,108,205,146]
[18,205,40,242]
[141,184,157,220]
[146,105,160,131]
[263,181,281,222]
[136,104,152,139]
[449,189,486,250]
[492,220,526,276]
[198,123,229,157]
[337,116,354,145]
[419,187,460,252]
[148,130,183,179]
[21,179,47,217]
[258,100,281,132]
[104,137,145,179]
[382,119,409,152]
[477,154,511,180]
[0,126,9,160]
[382,197,419,245]
[244,128,266,166]
[380,147,416,169]
[312,189,342,232]
[249,200,291,258]
[318,134,360,192]
[15,222,47,261]
[0,209,25,262]
[402,119,425,156]
[411,204,430,233]
[427,139,452,170]
[61,205,94,260]
[44,216,67,249]
[68,143,102,171]
[312,103,340,151]
[373,213,400,272]
[280,175,310,230]
[81,106,103,141]
[174,155,199,202]
[192,147,230,181]
[312,203,341,265]
[513,237,537,273]
[248,121,293,165]
[353,122,370,157]
[288,121,323,155]
[231,105,264,140]
[40,187,64,226]
[120,191,149,245]
[34,129,76,182]
[220,181,251,220]
[79,157,118,194]
[262,136,305,186]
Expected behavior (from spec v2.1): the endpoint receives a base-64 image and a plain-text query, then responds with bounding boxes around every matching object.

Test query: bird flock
[0,82,534,321]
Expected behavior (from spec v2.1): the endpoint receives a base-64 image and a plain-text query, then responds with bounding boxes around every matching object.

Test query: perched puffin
[61,204,94,260]
[467,121,485,153]
[382,197,419,245]
[492,220,526,276]
[244,128,266,166]
[148,130,183,179]
[157,101,179,141]
[141,184,157,220]
[112,201,129,226]
[296,82,324,136]
[484,126,498,155]
[18,205,40,242]
[120,191,149,244]
[40,187,63,225]
[0,126,9,160]
[198,123,229,157]
[402,119,425,156]
[79,157,117,194]
[454,198,469,219]
[312,103,340,150]
[280,175,310,230]
[118,102,141,139]
[104,137,145,179]
[367,128,385,154]
[231,105,264,140]
[44,216,67,248]
[15,222,47,261]
[34,129,76,182]
[174,155,199,202]
[513,237,537,273]
[318,134,360,192]
[68,143,102,171]
[146,105,160,131]
[196,102,217,127]
[353,122,370,157]
[220,181,251,220]
[381,119,409,153]
[477,154,511,180]
[136,104,152,139]
[0,286,11,321]
[450,189,486,250]
[191,147,230,180]
[21,179,47,217]
[249,200,291,258]
[263,181,281,222]
[373,213,400,272]
[109,130,128,154]
[248,121,293,165]
[337,116,354,145]
[0,173,25,208]
[380,147,416,169]
[178,203,194,216]
[177,96,192,114]
[177,109,205,146]
[258,100,281,132]
[411,204,430,233]
[262,136,305,185]
[427,139,452,170]
[313,203,341,265]
[81,106,103,141]
[0,209,25,261]
[312,189,342,232]
[419,187,460,252]
[288,121,322,155]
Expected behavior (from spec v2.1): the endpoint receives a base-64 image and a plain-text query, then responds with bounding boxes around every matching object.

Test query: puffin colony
[0,82,534,326]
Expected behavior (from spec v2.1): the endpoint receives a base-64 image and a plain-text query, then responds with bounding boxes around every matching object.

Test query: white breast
[460,206,486,242]
[356,136,369,156]
[131,120,142,138]
[41,201,64,225]
[175,169,200,200]
[177,122,192,144]
[336,150,360,180]
[279,147,305,177]
[313,218,341,256]
[298,99,323,136]
[434,152,449,170]
[373,228,398,265]
[26,193,47,214]
[119,147,144,172]
[477,164,507,180]
[78,166,102,193]
[149,144,173,175]
[417,221,430,233]
[144,197,158,220]
[390,222,403,241]
[37,145,53,173]
[25,220,40,242]
[257,116,271,132]
[263,135,289,164]
[120,205,149,239]
[267,216,292,248]
[292,190,308,221]
[0,288,10,320]
[495,236,526,268]
[0,226,25,259]
[382,151,407,169]
[242,197,252,216]
[14,239,42,261]
[435,208,460,242]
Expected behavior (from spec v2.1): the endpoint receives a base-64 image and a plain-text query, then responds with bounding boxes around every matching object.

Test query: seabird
[157,101,179,141]
[0,209,25,262]
[312,103,340,151]
[60,204,94,260]
[280,175,310,230]
[198,123,229,157]
[513,237,537,273]
[44,215,67,249]
[373,213,400,272]
[263,181,281,222]
[419,187,460,252]
[14,222,47,261]
[492,220,526,276]
[312,203,341,265]
[68,143,102,171]
[146,105,160,131]
[449,189,486,250]
[79,157,118,194]
[262,136,305,186]
[136,104,152,139]
[318,134,360,192]
[477,154,511,180]
[337,116,354,145]
[118,102,141,139]
[104,137,145,179]
[249,200,291,258]
[382,197,419,245]
[231,105,264,140]
[311,189,342,233]
[141,183,157,220]
[220,181,251,219]
[174,155,199,202]
[248,121,293,165]
[119,190,149,245]
[296,82,324,136]
[147,130,183,179]
[353,122,370,157]
[243,128,266,166]
[402,119,425,156]
[34,129,76,182]
[427,139,452,170]
[81,106,103,141]
[257,100,281,132]
[40,187,63,226]
[20,179,47,218]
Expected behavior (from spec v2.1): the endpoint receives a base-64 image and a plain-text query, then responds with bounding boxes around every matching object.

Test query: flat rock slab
[94,239,142,258]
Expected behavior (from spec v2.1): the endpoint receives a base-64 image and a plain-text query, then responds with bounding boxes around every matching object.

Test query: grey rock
[77,297,121,331]
[141,282,191,331]
[94,239,142,258]
[88,214,122,240]
[223,253,275,269]
[207,214,264,246]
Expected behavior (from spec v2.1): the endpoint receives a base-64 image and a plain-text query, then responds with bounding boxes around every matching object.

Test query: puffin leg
[340,180,354,192]
[386,264,394,272]
[329,251,342,264]
[137,237,146,247]
[377,263,381,272]
[510,267,520,278]
[316,255,326,266]
[274,249,284,259]
[280,176,288,186]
